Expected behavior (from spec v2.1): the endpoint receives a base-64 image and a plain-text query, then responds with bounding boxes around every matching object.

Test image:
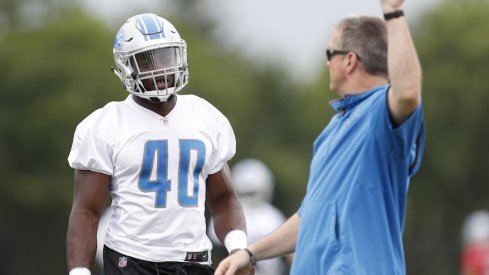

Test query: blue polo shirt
[292,84,424,275]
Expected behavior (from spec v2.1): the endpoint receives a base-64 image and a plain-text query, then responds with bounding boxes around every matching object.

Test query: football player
[207,159,293,275]
[66,13,247,275]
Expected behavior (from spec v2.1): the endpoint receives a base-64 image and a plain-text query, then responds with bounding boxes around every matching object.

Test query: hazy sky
[81,0,444,82]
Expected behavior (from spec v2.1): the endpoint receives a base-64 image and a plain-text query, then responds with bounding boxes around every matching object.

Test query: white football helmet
[231,159,275,203]
[462,210,489,245]
[112,13,189,102]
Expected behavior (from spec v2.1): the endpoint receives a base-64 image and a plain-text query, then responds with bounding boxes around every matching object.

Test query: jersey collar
[329,84,389,113]
[125,95,179,120]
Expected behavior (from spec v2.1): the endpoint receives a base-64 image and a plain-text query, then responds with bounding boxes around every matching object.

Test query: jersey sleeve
[67,122,114,175]
[207,117,236,174]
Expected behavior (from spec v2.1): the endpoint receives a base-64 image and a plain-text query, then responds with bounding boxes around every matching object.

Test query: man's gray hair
[337,16,388,77]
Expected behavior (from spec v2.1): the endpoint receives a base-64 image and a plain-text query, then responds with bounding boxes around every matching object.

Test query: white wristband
[224,230,247,253]
[69,267,91,275]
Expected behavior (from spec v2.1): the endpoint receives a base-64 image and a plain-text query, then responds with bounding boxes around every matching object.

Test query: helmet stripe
[136,14,165,41]
[149,15,164,40]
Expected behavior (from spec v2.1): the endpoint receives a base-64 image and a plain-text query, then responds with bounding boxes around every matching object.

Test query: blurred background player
[208,158,293,275]
[93,206,113,274]
[461,210,489,275]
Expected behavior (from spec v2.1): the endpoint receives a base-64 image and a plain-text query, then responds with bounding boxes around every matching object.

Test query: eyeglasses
[325,48,361,62]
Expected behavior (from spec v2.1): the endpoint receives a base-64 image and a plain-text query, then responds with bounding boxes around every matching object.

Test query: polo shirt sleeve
[383,99,425,176]
[297,201,305,217]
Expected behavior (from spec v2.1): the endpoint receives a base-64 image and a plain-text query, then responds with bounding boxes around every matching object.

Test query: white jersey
[208,200,287,275]
[68,95,236,264]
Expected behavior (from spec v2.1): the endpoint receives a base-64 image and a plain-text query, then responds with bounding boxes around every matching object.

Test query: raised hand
[380,0,405,12]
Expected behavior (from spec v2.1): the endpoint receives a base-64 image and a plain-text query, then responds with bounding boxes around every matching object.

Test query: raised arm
[66,170,110,273]
[206,164,247,253]
[382,0,423,125]
[215,213,300,275]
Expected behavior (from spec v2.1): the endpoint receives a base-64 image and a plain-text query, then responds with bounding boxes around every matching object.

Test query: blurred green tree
[404,0,489,274]
[0,4,322,274]
[0,7,120,275]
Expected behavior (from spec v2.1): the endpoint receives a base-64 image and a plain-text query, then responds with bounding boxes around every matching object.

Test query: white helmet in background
[112,13,189,102]
[462,210,489,245]
[231,159,274,203]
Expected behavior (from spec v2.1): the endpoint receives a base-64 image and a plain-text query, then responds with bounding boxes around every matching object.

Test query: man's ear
[345,52,360,74]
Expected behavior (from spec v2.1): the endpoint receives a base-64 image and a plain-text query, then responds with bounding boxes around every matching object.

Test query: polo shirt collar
[329,84,389,113]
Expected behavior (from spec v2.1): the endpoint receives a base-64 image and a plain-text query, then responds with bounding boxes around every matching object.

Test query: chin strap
[111,67,174,103]
[110,67,123,81]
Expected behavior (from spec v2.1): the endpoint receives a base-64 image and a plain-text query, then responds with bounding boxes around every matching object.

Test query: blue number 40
[138,139,205,208]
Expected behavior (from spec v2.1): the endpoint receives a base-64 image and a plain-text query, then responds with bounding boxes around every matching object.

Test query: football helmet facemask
[112,13,188,102]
